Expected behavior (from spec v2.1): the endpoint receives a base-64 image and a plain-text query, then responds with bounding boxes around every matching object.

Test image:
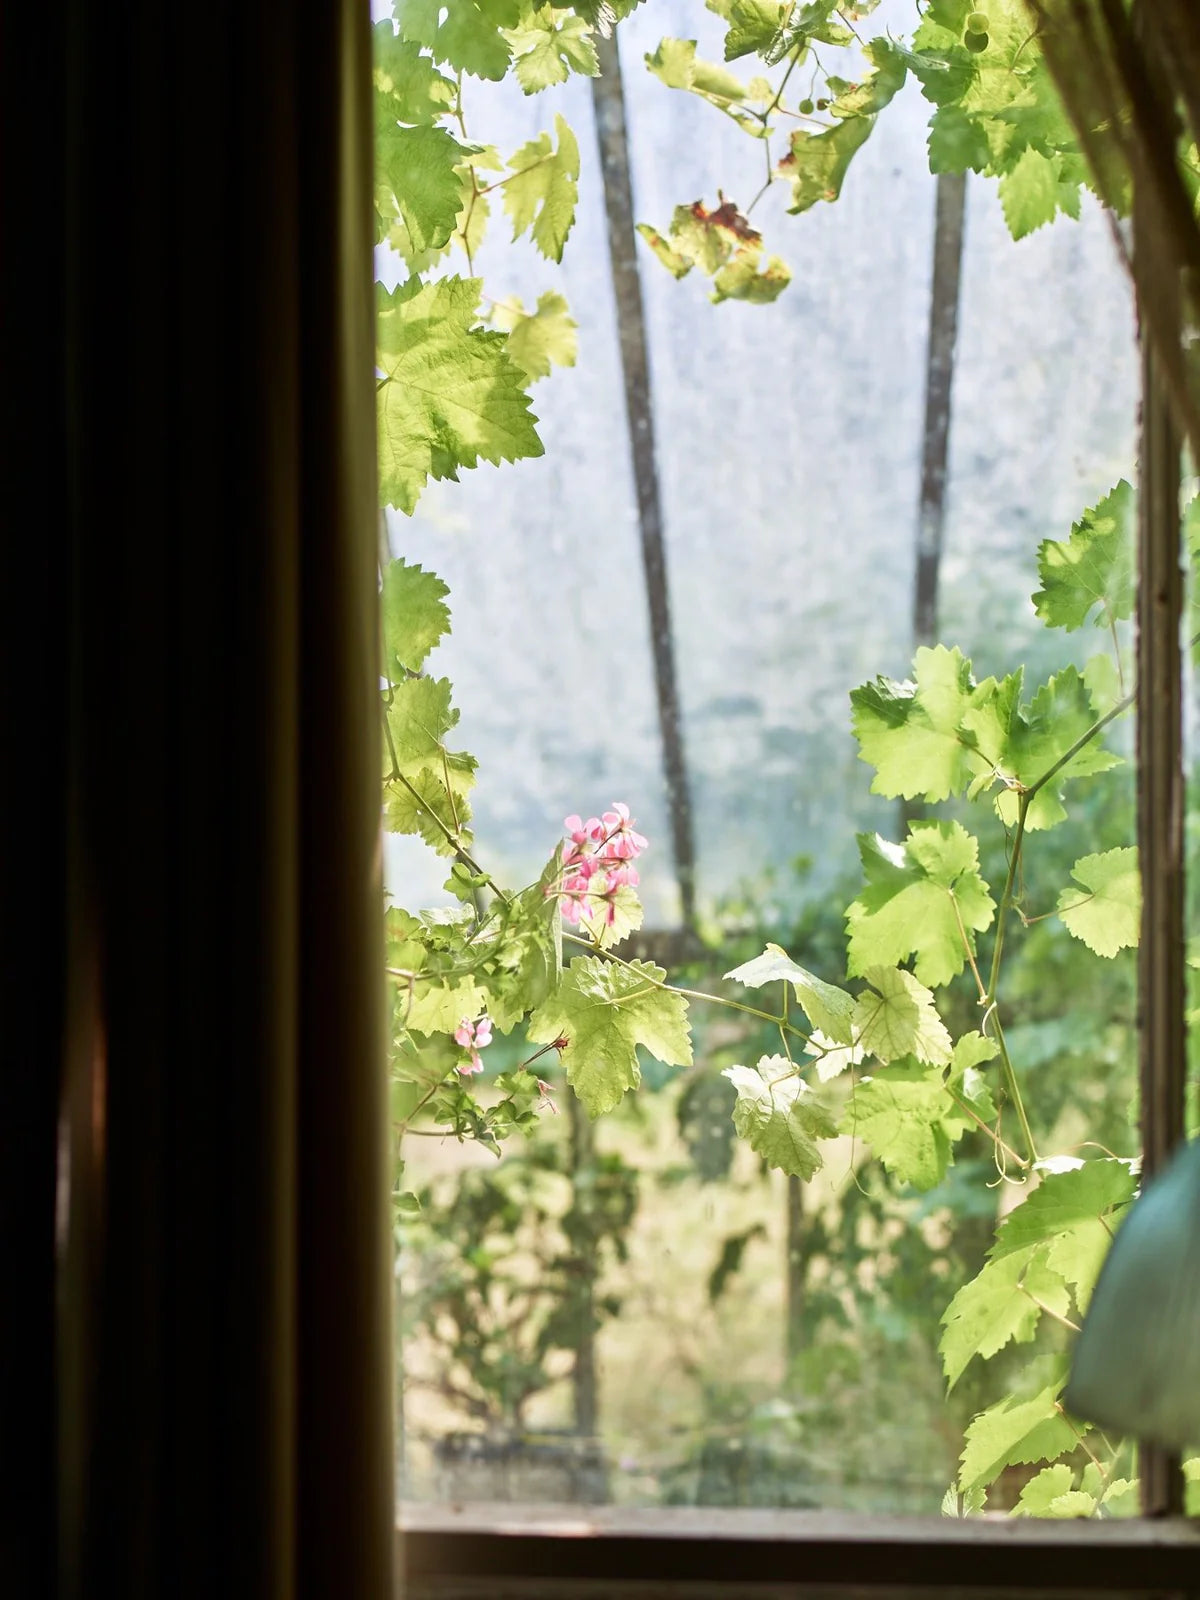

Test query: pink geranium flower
[455,1014,493,1075]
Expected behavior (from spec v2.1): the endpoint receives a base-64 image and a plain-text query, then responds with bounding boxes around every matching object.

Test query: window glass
[378,0,1144,1515]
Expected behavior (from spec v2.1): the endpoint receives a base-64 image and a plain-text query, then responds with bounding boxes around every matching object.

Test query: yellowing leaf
[491,290,578,381]
[504,114,579,262]
[852,966,952,1066]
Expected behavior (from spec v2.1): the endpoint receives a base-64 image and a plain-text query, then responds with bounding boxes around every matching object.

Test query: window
[378,0,1200,1582]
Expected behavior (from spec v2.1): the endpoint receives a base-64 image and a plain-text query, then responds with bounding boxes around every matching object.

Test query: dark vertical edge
[569,1095,599,1447]
[296,0,395,1589]
[591,33,698,932]
[902,172,966,836]
[1135,329,1186,1520]
[0,5,69,1593]
[1132,0,1187,1517]
[912,172,967,653]
[785,1176,805,1370]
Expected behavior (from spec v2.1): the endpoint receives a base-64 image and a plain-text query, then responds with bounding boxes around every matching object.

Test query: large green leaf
[846,821,994,988]
[721,0,787,59]
[962,665,1122,829]
[1032,481,1135,632]
[644,37,750,104]
[958,1384,1078,1493]
[376,276,542,515]
[394,0,524,79]
[376,122,472,258]
[373,25,456,122]
[990,1158,1135,1312]
[998,146,1060,239]
[723,1056,837,1179]
[1057,846,1140,958]
[851,645,987,803]
[845,1062,956,1190]
[505,6,598,91]
[940,1246,1069,1387]
[527,956,692,1117]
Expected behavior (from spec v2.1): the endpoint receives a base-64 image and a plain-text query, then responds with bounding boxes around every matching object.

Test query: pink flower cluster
[555,802,648,928]
[454,1014,492,1075]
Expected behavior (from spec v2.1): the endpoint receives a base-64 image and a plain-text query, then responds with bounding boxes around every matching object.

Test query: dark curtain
[1,2,394,1596]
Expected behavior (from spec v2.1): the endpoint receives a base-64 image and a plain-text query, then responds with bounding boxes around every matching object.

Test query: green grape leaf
[958,1384,1078,1493]
[505,6,598,91]
[1012,1463,1076,1516]
[721,0,787,60]
[373,26,457,122]
[504,114,580,262]
[962,665,1122,830]
[853,966,952,1066]
[645,38,750,104]
[1057,846,1140,958]
[927,105,990,173]
[527,956,691,1117]
[395,0,523,80]
[384,150,493,272]
[384,675,464,774]
[845,821,995,988]
[376,123,474,257]
[401,972,488,1034]
[384,763,474,853]
[491,291,578,380]
[1032,480,1135,632]
[999,146,1060,239]
[990,1158,1135,1310]
[778,116,874,213]
[845,1062,955,1190]
[851,645,987,803]
[723,1056,837,1179]
[725,942,855,1043]
[377,276,542,515]
[380,558,451,676]
[940,1246,1069,1388]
